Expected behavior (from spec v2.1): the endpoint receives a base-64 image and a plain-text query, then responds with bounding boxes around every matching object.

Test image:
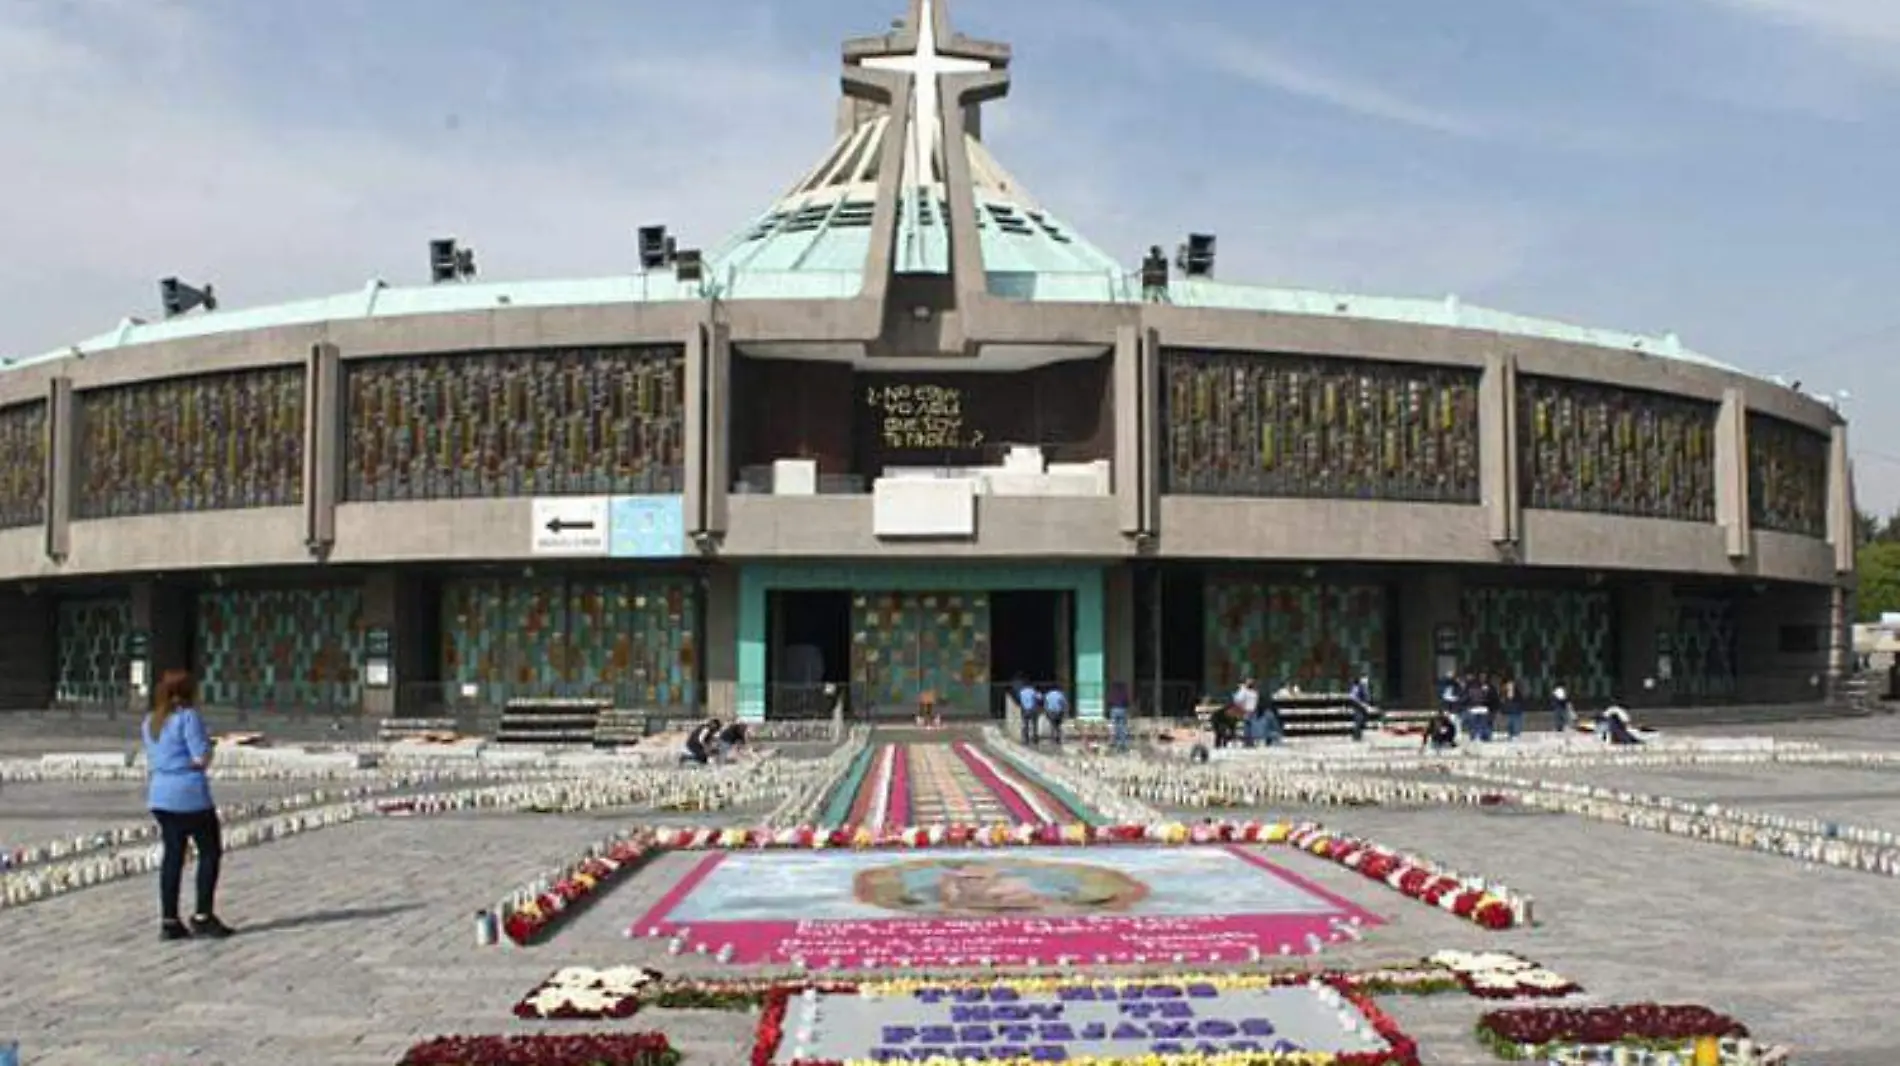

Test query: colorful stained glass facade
[1203,577,1388,692]
[195,587,366,709]
[850,591,991,710]
[75,367,304,519]
[56,597,131,703]
[344,346,685,501]
[441,575,698,706]
[0,401,46,530]
[1458,587,1613,702]
[1160,351,1481,503]
[1671,595,1738,701]
[1517,377,1716,522]
[1747,413,1829,538]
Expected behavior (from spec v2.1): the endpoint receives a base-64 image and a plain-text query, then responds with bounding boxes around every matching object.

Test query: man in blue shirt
[1015,678,1042,745]
[1041,686,1068,747]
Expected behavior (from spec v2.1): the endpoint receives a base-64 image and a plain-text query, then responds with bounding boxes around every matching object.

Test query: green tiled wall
[1204,577,1387,692]
[1459,587,1613,702]
[849,591,991,711]
[196,588,366,709]
[56,598,131,702]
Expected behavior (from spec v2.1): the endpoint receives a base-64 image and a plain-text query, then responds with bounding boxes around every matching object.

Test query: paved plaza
[1,716,1897,1065]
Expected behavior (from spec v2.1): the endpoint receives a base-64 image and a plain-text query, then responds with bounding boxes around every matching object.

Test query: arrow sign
[531,497,610,556]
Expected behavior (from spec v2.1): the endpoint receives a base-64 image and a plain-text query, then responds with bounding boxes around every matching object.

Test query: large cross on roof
[848,0,1010,187]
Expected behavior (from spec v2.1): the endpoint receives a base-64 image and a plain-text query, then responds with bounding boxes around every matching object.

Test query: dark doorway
[1159,566,1205,716]
[767,590,851,719]
[990,590,1067,719]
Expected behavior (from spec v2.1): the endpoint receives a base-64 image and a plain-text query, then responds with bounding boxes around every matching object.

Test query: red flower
[398,1032,677,1066]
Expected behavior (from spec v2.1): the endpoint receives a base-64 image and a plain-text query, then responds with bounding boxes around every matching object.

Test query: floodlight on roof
[159,277,217,318]
[1176,233,1216,278]
[429,238,477,283]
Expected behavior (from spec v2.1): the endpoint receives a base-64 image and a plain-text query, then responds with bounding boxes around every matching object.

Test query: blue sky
[3,0,1896,513]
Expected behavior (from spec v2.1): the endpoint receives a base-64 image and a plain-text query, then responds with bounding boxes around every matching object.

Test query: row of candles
[763,730,872,827]
[2,755,837,911]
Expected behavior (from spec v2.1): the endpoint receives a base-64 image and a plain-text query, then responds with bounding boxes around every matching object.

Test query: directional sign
[530,497,610,556]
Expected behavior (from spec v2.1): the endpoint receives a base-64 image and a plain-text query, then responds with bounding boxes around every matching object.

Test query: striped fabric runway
[827,740,1098,828]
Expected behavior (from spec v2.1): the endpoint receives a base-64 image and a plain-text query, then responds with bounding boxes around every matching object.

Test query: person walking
[1014,677,1042,746]
[1106,681,1132,754]
[1041,685,1069,747]
[142,670,234,941]
[1502,677,1525,740]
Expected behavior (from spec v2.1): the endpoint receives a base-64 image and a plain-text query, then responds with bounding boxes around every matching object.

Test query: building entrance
[766,590,851,719]
[990,590,1071,717]
[848,590,992,721]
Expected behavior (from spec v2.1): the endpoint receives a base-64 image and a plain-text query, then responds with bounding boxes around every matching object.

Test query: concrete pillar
[1615,582,1672,709]
[129,580,193,709]
[1113,325,1142,535]
[1398,570,1460,708]
[683,324,707,537]
[1480,352,1520,545]
[303,343,341,558]
[703,564,739,721]
[1140,327,1162,533]
[1828,425,1853,576]
[1715,389,1750,558]
[45,376,73,563]
[705,324,732,537]
[1103,563,1137,702]
[1074,568,1106,720]
[0,586,54,710]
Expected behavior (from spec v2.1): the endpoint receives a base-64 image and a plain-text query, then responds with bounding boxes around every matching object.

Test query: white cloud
[1190,34,1484,138]
[1706,0,1900,52]
[0,4,828,358]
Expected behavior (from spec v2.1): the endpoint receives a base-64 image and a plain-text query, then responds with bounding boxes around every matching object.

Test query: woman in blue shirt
[143,670,234,940]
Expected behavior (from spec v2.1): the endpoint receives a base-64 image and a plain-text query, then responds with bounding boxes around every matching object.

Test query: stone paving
[1,715,1896,1064]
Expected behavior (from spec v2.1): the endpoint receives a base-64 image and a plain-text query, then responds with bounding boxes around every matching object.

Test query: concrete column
[1140,327,1162,534]
[734,567,767,723]
[1113,325,1141,535]
[44,376,73,563]
[1828,425,1853,576]
[0,586,54,710]
[129,580,193,708]
[1398,570,1460,708]
[1103,563,1137,701]
[1479,352,1520,545]
[1715,389,1750,558]
[1074,568,1106,720]
[303,343,341,558]
[683,325,707,537]
[1615,581,1672,709]
[705,323,732,537]
[702,564,739,721]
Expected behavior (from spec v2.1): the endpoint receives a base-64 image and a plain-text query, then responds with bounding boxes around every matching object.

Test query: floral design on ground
[495,818,1528,948]
[1476,1004,1748,1060]
[750,974,1422,1066]
[513,966,662,1020]
[396,1032,679,1066]
[1426,951,1580,999]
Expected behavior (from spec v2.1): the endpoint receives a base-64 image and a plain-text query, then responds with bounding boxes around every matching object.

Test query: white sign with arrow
[530,497,610,556]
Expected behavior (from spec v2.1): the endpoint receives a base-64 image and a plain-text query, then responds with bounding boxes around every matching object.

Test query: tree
[1859,541,1900,622]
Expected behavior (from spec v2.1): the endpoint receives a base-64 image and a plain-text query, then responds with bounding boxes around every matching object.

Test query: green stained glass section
[345,346,685,501]
[1672,595,1738,701]
[56,597,131,703]
[440,575,699,707]
[0,401,46,530]
[1203,578,1387,693]
[849,591,991,710]
[76,367,305,519]
[1517,376,1716,522]
[196,588,366,709]
[1160,350,1481,503]
[1458,587,1613,702]
[1747,413,1828,538]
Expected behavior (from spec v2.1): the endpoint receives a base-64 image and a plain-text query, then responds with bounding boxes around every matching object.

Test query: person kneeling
[681,719,721,766]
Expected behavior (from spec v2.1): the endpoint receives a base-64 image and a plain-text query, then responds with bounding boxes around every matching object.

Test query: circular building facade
[0,1,1855,723]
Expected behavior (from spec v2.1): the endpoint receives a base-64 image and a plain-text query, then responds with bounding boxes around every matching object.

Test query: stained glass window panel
[1517,376,1716,522]
[1746,413,1828,538]
[1458,587,1613,702]
[0,401,46,530]
[1203,577,1388,692]
[344,346,685,501]
[195,587,367,710]
[76,367,305,519]
[1160,350,1481,503]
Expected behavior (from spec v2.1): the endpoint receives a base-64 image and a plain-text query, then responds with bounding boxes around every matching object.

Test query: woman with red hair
[142,670,234,940]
